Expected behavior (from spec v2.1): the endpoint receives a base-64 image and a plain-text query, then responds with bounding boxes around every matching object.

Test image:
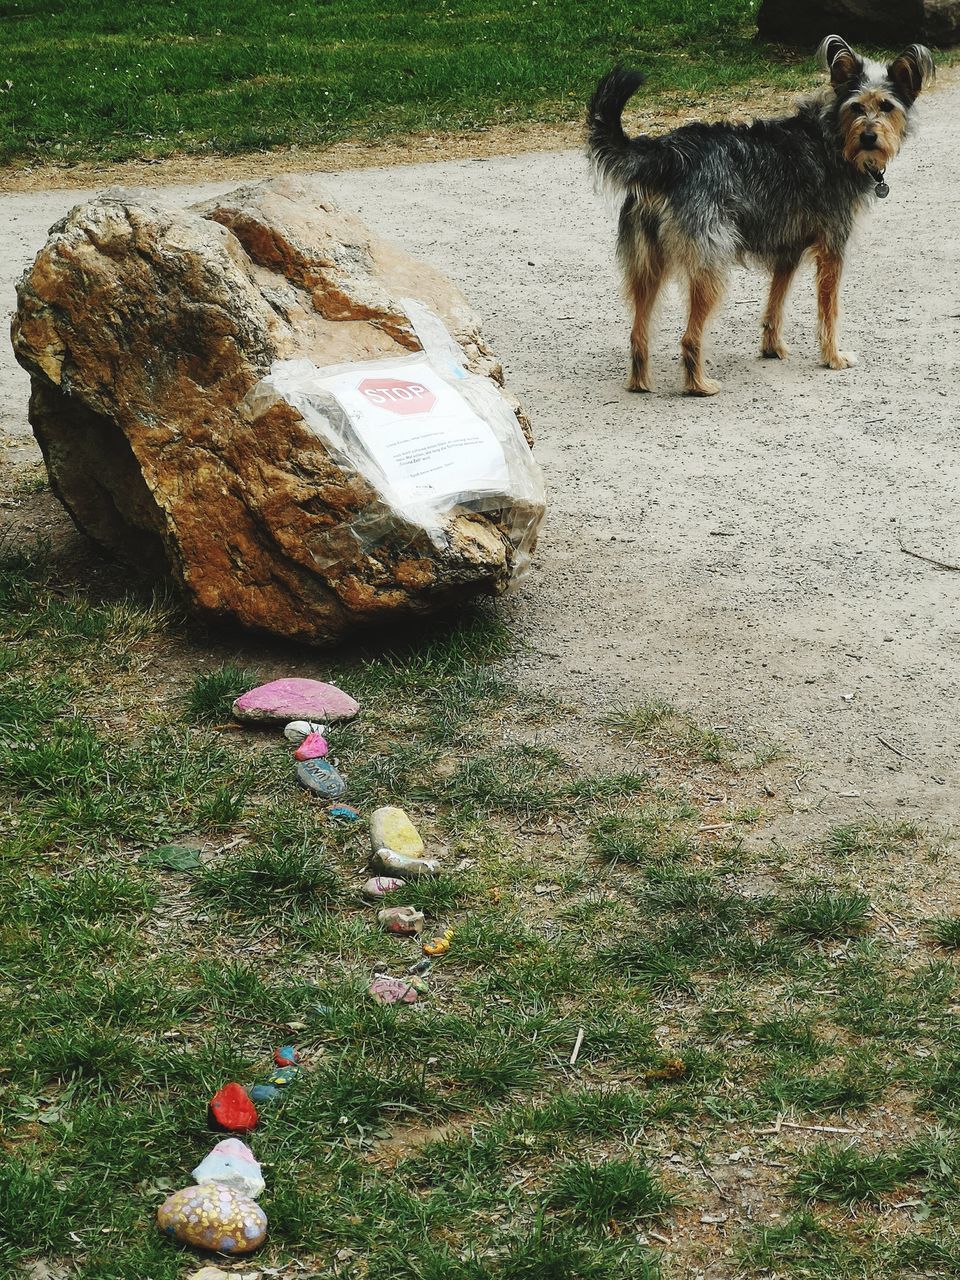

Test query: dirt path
[3,83,959,834]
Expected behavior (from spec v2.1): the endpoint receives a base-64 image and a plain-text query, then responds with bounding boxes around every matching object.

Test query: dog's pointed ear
[818,35,863,89]
[888,44,935,106]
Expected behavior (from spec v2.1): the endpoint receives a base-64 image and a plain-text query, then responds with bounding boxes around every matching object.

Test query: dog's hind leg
[681,269,725,396]
[761,258,799,359]
[815,245,858,370]
[626,251,666,392]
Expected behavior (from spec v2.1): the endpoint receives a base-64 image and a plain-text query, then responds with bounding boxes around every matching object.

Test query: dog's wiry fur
[587,37,934,395]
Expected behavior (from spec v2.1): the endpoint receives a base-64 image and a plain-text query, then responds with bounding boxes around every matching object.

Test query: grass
[3,537,960,1279]
[1,0,834,166]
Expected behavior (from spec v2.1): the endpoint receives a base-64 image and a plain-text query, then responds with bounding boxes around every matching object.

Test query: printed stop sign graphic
[358,377,436,415]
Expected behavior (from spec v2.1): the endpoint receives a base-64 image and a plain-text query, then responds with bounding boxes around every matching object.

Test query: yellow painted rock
[157,1183,267,1253]
[370,806,424,858]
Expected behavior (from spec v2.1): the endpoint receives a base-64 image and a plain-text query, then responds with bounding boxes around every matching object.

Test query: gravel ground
[2,80,959,832]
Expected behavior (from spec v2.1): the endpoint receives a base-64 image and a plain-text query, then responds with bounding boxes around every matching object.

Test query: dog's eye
[848,102,866,116]
[879,99,895,113]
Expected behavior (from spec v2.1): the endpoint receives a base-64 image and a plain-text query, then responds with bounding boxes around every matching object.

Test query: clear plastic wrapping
[245,300,545,582]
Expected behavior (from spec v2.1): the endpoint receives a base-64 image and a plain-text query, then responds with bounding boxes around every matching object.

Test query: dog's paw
[761,342,789,360]
[627,379,653,393]
[824,351,858,370]
[685,378,722,397]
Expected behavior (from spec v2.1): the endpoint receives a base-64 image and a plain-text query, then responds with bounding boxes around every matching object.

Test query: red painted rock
[209,1083,259,1133]
[294,731,329,761]
[233,678,359,725]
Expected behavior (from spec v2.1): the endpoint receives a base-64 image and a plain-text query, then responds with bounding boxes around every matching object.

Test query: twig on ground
[569,1026,585,1066]
[897,521,960,571]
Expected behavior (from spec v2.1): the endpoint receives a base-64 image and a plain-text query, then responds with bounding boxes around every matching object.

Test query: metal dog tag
[875,181,889,198]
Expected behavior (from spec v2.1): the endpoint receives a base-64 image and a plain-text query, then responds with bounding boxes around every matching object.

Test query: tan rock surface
[11,177,541,642]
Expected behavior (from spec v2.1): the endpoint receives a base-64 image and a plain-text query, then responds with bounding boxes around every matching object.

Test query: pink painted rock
[369,975,428,1005]
[232,678,358,725]
[362,875,406,900]
[294,731,329,761]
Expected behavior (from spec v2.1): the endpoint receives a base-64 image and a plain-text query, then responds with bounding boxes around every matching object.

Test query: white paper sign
[313,358,510,504]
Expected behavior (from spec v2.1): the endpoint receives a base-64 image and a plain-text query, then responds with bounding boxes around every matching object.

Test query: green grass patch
[0,0,828,165]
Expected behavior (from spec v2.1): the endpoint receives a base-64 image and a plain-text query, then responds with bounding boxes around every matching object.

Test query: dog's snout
[860,130,878,149]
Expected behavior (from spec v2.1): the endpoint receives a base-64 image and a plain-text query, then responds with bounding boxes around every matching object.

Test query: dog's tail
[587,66,675,191]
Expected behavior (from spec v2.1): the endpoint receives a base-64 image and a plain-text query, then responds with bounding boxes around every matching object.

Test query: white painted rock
[283,719,327,743]
[371,847,439,879]
[157,1183,267,1253]
[362,875,406,900]
[192,1138,265,1199]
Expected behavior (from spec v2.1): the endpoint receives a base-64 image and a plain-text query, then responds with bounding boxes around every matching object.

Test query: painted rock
[283,719,327,743]
[233,679,359,725]
[423,928,455,957]
[296,757,346,799]
[274,1044,299,1066]
[363,875,407,900]
[378,905,425,935]
[192,1138,265,1200]
[247,1083,280,1105]
[369,975,429,1005]
[294,732,329,761]
[266,1064,299,1087]
[328,804,360,821]
[157,1183,267,1254]
[371,848,439,880]
[209,1083,258,1133]
[370,806,424,857]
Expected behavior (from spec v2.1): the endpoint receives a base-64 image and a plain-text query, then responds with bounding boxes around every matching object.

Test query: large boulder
[11,178,543,643]
[757,0,960,46]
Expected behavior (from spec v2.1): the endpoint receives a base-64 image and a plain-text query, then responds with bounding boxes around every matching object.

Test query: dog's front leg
[815,246,858,370]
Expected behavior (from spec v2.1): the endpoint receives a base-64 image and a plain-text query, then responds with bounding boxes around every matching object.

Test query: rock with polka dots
[157,1183,267,1254]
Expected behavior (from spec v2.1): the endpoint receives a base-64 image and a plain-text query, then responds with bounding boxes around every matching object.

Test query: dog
[586,36,934,396]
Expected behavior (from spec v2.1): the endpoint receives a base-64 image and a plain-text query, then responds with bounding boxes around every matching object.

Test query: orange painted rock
[157,1183,267,1253]
[209,1083,258,1133]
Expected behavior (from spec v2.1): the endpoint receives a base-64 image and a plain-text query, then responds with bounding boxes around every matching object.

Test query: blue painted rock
[191,1138,264,1199]
[233,679,359,725]
[328,804,360,821]
[157,1184,267,1253]
[296,758,346,799]
[274,1044,298,1066]
[247,1084,280,1105]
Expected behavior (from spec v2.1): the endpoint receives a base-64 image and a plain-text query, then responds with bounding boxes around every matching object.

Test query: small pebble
[294,731,329,761]
[370,848,439,879]
[378,905,425,935]
[370,806,424,857]
[296,757,346,799]
[192,1138,265,1200]
[209,1083,258,1133]
[157,1184,266,1254]
[407,957,433,976]
[369,975,428,1005]
[363,875,407,900]
[283,719,327,744]
[233,679,359,725]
